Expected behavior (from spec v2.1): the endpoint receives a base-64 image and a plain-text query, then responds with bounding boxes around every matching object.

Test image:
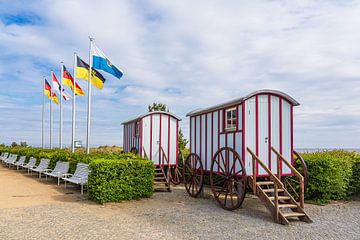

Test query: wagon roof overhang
[186,89,300,117]
[122,111,182,125]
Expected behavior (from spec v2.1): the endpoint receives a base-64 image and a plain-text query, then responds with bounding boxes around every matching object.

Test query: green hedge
[0,146,154,203]
[88,157,154,203]
[302,150,360,203]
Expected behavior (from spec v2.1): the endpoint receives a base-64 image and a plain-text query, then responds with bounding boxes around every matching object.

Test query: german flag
[51,92,59,104]
[76,56,106,89]
[62,65,85,96]
[44,79,51,98]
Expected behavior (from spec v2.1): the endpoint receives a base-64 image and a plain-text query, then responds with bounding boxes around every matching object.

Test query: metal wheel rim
[184,153,204,198]
[210,147,246,210]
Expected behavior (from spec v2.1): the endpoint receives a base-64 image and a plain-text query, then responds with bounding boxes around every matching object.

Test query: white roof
[121,111,181,125]
[187,89,300,117]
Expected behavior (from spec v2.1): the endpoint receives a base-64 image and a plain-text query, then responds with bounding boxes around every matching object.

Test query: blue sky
[0,0,359,148]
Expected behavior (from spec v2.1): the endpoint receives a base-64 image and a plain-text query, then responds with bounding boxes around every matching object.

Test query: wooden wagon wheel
[210,147,247,211]
[184,153,204,197]
[130,147,138,154]
[282,151,309,202]
[170,150,184,185]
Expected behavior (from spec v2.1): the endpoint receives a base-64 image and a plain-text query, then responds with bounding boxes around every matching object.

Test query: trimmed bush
[88,157,154,203]
[302,150,357,203]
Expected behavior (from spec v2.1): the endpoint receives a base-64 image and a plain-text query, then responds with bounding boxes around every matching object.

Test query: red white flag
[52,72,61,93]
[61,89,71,101]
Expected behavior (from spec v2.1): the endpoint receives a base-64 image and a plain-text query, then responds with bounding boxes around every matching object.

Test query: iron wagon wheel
[130,147,138,154]
[184,153,204,197]
[170,150,184,185]
[210,147,247,211]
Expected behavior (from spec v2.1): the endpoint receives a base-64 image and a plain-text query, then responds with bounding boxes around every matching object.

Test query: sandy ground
[0,164,359,240]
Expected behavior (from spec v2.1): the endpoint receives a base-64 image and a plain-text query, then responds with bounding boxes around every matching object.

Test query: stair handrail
[247,147,284,190]
[160,146,170,166]
[247,147,284,222]
[142,146,149,160]
[160,146,171,185]
[271,146,304,208]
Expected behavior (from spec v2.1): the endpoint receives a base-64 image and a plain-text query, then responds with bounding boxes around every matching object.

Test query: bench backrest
[17,156,26,164]
[52,161,69,174]
[9,155,18,162]
[37,158,50,170]
[27,157,37,167]
[73,163,90,179]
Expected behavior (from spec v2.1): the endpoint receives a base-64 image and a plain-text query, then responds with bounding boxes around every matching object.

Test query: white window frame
[225,107,237,131]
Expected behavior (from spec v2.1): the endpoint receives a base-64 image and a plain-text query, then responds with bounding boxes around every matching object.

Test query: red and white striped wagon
[183,89,310,220]
[122,111,181,167]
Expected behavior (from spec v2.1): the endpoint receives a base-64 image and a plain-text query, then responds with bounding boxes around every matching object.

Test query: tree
[11,142,18,147]
[148,102,188,150]
[20,142,28,147]
[148,103,169,112]
[178,128,188,151]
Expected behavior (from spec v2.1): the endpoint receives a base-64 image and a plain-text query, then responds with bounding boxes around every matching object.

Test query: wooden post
[274,178,279,223]
[300,178,304,208]
[277,156,281,178]
[252,155,257,194]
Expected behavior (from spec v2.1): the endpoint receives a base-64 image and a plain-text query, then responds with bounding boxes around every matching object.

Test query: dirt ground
[0,164,359,240]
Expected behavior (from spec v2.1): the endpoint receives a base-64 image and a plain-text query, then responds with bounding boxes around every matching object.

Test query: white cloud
[0,0,359,148]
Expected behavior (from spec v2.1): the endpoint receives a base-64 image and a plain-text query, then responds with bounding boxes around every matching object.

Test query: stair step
[154,173,165,176]
[278,204,298,209]
[282,212,305,218]
[262,188,284,193]
[268,196,290,201]
[154,178,167,181]
[257,181,274,186]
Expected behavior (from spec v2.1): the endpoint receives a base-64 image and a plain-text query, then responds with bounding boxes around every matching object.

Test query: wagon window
[225,108,237,131]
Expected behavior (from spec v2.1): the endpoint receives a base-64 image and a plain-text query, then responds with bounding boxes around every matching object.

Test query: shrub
[88,156,154,203]
[302,150,354,203]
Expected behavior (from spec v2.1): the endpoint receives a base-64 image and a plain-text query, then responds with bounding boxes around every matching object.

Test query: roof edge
[186,89,300,117]
[122,111,182,125]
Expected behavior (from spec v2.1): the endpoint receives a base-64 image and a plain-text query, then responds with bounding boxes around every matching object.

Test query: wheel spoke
[213,176,226,186]
[219,152,226,172]
[214,159,226,173]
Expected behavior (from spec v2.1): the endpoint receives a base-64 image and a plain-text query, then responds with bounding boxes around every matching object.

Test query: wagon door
[245,95,270,176]
[257,95,270,175]
[151,114,160,165]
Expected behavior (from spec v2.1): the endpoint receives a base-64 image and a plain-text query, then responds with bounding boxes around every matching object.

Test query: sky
[0,0,359,148]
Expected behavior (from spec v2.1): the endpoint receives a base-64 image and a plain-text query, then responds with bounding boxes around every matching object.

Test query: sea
[295,148,360,153]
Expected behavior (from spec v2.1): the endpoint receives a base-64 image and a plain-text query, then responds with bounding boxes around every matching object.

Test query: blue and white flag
[92,43,123,79]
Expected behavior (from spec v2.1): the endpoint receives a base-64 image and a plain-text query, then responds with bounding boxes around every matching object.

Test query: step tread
[282,212,305,218]
[278,204,298,208]
[257,181,274,185]
[268,196,290,200]
[262,188,284,193]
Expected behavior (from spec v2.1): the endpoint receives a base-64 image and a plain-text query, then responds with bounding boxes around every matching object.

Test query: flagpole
[86,37,94,154]
[50,71,53,149]
[72,53,77,153]
[60,62,63,149]
[42,76,45,148]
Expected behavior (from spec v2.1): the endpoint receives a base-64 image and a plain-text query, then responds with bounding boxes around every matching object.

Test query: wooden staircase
[141,146,171,192]
[154,166,171,192]
[247,147,312,225]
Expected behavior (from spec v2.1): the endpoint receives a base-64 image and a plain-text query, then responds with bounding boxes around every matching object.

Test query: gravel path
[0,166,359,240]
